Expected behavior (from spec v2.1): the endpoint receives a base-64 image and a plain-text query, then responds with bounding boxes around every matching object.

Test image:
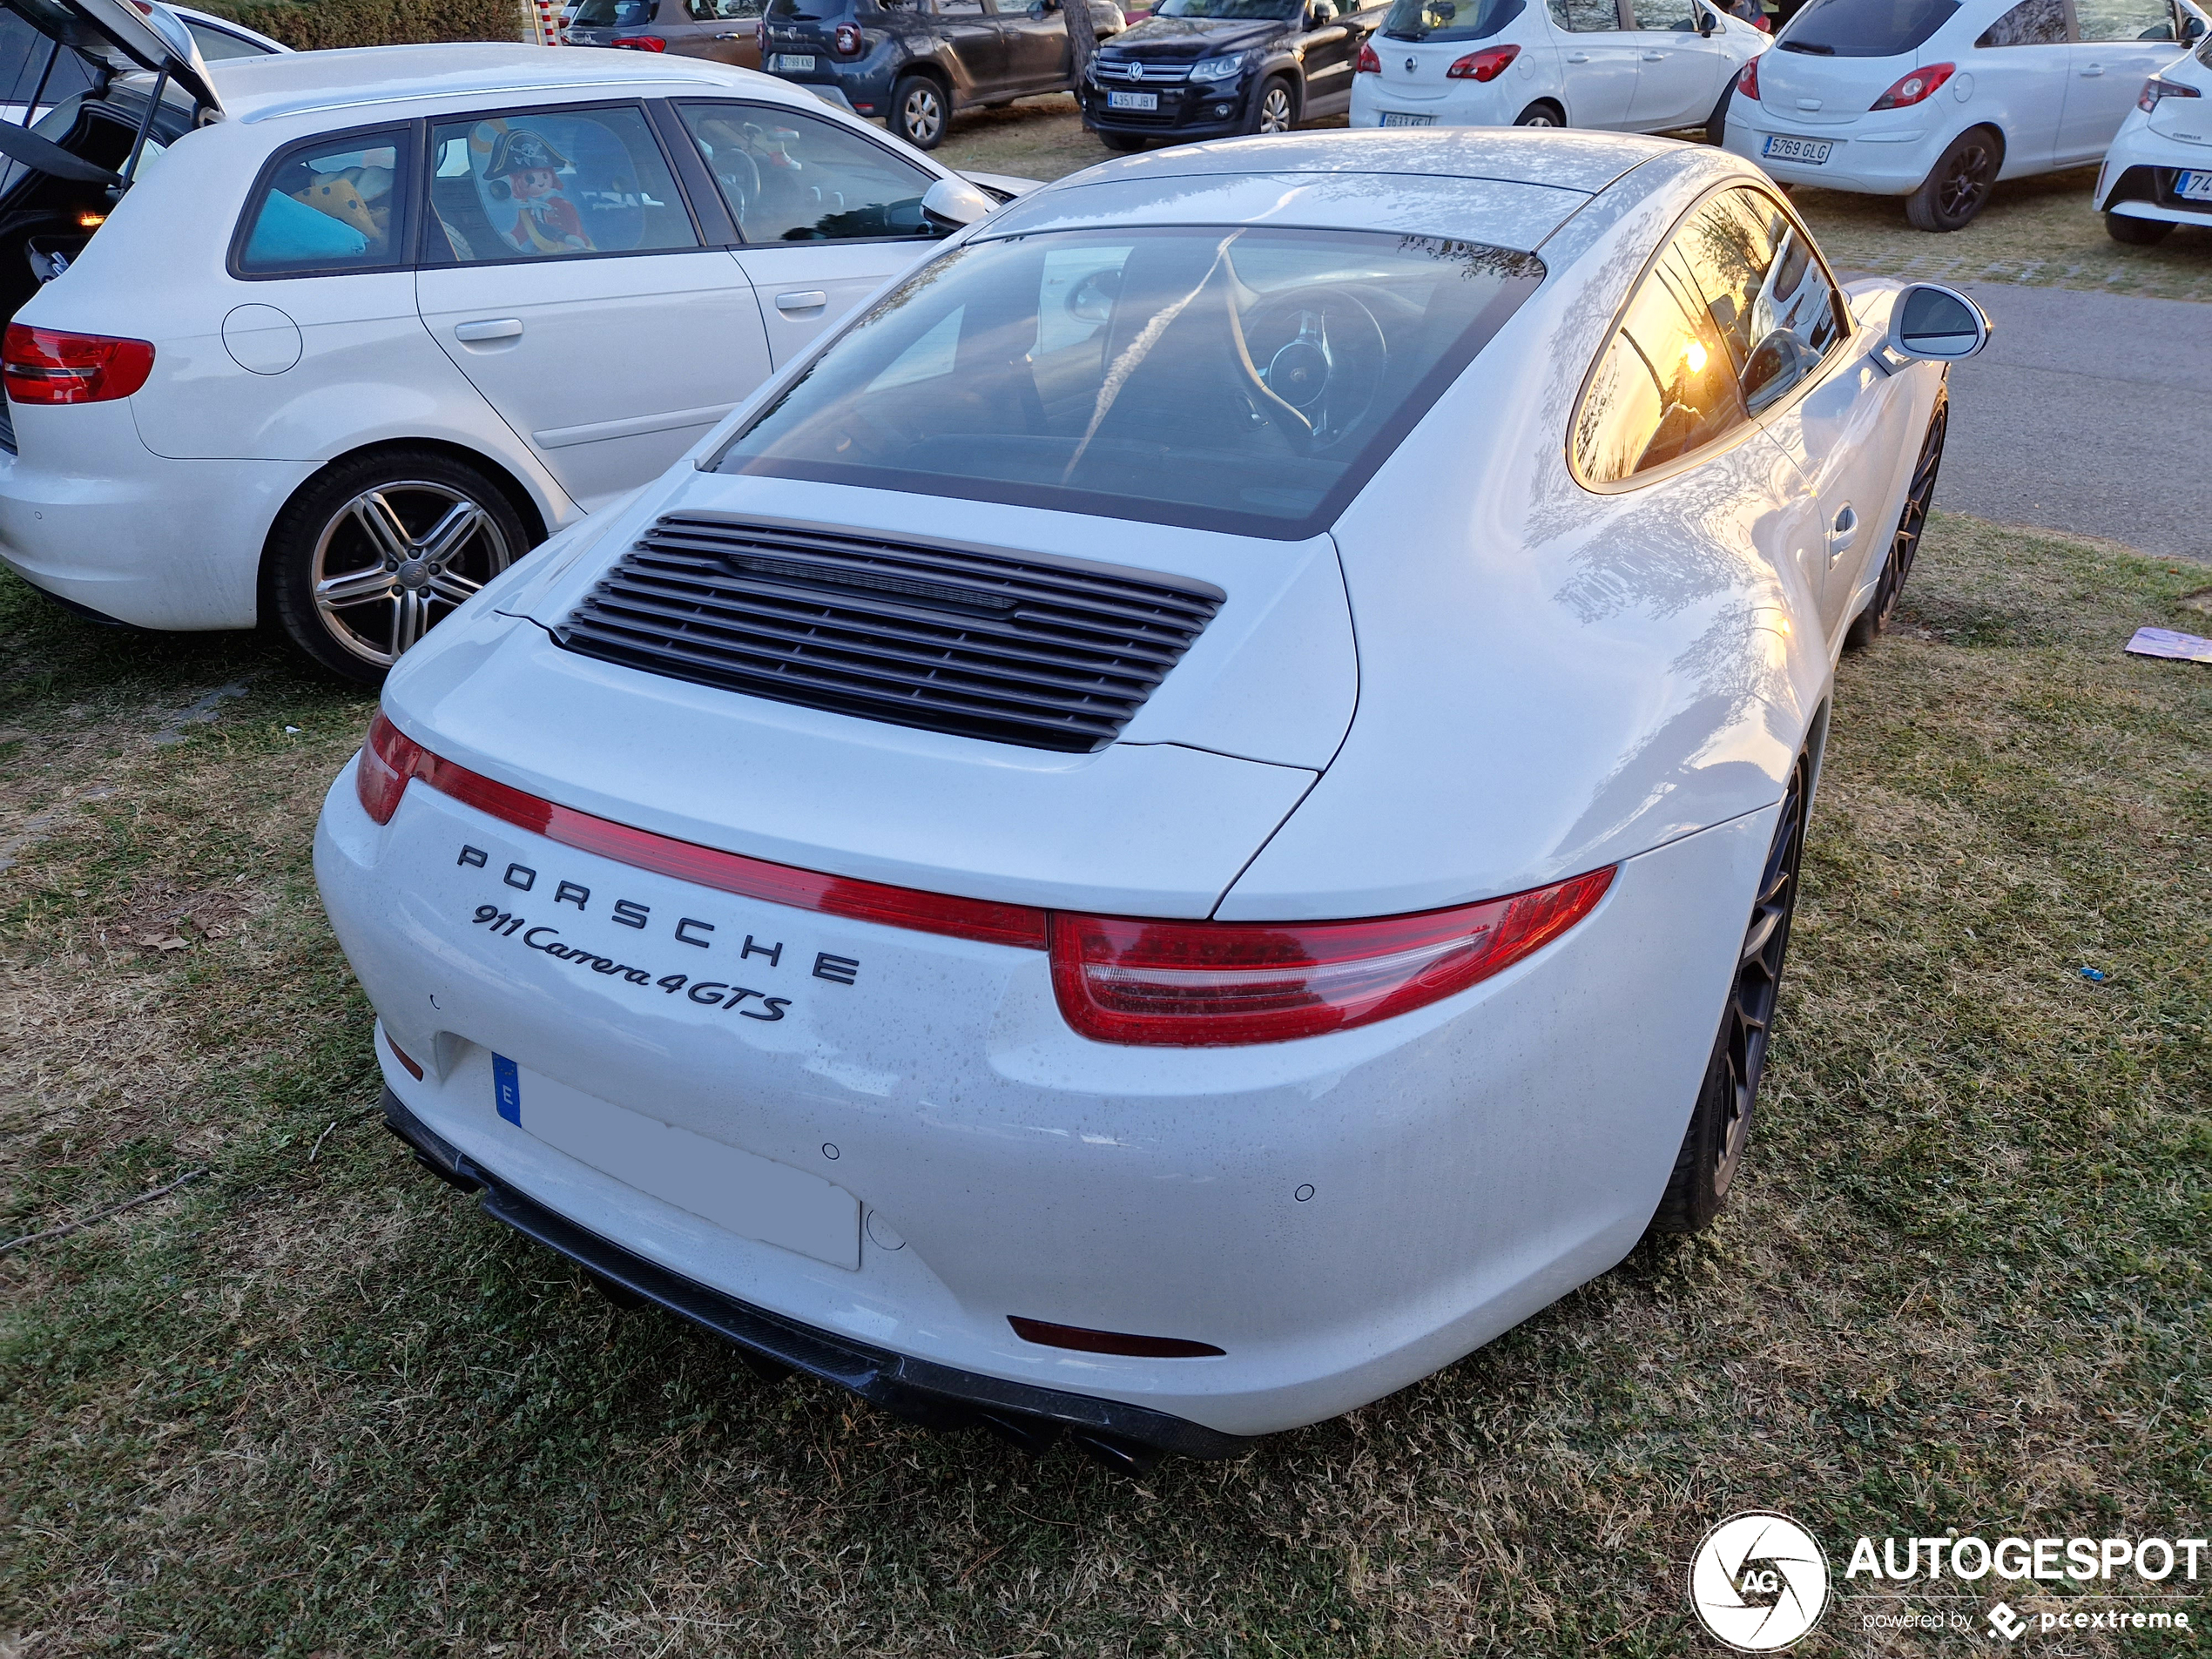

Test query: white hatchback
[1351,0,1767,138]
[2093,34,2212,239]
[0,0,1004,681]
[1725,0,2203,229]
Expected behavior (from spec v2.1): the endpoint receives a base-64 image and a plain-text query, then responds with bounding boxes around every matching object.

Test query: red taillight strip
[366,713,1048,948]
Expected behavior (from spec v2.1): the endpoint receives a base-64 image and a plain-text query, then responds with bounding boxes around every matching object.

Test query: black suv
[1077,0,1382,149]
[763,0,1125,150]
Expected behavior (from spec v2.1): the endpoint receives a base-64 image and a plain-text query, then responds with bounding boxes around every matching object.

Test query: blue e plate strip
[493,1054,522,1125]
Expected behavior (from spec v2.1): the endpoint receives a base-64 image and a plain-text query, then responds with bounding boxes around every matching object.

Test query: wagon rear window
[711,226,1541,540]
[1777,0,1957,54]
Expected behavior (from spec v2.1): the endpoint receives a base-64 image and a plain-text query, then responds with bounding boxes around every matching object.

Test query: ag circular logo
[1689,1512,1830,1651]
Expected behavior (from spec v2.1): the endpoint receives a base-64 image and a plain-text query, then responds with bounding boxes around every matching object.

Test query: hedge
[188,0,528,51]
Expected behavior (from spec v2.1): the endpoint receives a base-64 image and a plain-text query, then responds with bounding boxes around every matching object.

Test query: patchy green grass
[3,515,2209,1656]
[935,110,2212,299]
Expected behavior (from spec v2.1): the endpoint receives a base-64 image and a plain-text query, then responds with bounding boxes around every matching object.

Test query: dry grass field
[3,509,2208,1656]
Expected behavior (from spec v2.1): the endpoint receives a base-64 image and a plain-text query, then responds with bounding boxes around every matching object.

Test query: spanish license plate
[1108,90,1159,111]
[773,52,815,71]
[1379,110,1435,126]
[1763,134,1833,165]
[2176,169,2212,202]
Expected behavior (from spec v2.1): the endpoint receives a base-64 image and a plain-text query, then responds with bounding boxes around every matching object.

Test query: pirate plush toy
[485,129,592,255]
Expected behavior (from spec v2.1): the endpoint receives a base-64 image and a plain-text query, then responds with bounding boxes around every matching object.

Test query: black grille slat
[554,516,1223,752]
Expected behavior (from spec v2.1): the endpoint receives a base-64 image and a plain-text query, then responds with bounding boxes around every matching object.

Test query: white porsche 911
[315,128,1988,1470]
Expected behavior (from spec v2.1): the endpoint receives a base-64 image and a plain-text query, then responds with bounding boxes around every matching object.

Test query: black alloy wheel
[1844,395,1946,651]
[267,448,529,685]
[1649,751,1810,1233]
[894,74,948,149]
[1906,128,2001,232]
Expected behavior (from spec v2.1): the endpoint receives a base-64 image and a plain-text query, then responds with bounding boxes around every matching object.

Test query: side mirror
[2185,14,2206,40]
[1696,8,1716,31]
[1887,282,1991,361]
[921,175,998,232]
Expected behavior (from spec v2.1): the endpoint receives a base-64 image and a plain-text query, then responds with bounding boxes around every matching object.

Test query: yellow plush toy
[293,174,380,239]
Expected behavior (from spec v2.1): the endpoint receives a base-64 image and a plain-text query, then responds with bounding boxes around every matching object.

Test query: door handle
[1642,49,1666,58]
[2080,61,2104,74]
[454,318,523,342]
[1567,50,1590,59]
[775,290,829,313]
[1828,503,1858,560]
[714,29,744,36]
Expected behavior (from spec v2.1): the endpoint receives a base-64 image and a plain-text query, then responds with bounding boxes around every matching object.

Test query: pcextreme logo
[1690,1513,1831,1651]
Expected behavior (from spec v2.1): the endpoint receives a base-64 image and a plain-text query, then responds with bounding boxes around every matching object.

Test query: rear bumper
[2094,123,2212,219]
[1724,113,1941,194]
[1079,76,1256,137]
[381,1086,1251,1471]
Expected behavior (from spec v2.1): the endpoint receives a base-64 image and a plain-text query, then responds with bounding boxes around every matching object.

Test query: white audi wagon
[0,0,1006,680]
[1352,0,1768,143]
[1724,0,2203,229]
[316,128,1990,1469]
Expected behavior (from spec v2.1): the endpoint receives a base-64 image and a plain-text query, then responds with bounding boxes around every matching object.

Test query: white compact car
[316,128,1989,1469]
[1725,0,2202,230]
[2093,34,2212,238]
[1352,0,1768,141]
[0,2,1006,683]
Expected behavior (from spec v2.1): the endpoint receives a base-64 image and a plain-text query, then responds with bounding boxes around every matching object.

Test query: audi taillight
[1049,868,1615,1047]
[1355,40,1380,72]
[2,324,154,405]
[611,31,665,48]
[1447,43,1518,80]
[1736,54,1760,100]
[357,711,425,826]
[834,21,863,52]
[2141,74,2202,111]
[1870,61,1952,109]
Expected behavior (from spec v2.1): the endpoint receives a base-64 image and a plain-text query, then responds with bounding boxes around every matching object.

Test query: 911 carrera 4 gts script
[469,905,793,1020]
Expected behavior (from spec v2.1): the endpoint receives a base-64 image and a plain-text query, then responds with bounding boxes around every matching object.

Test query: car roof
[204,42,807,125]
[985,130,1684,255]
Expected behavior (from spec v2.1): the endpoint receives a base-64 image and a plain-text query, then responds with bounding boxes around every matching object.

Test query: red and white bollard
[523,0,563,45]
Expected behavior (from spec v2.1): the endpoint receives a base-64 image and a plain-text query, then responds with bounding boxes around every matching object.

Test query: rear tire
[1648,749,1810,1234]
[266,448,529,686]
[1703,83,1733,145]
[2105,210,2174,246]
[1514,99,1563,126]
[1844,395,1946,651]
[1905,126,2002,232]
[893,73,948,149]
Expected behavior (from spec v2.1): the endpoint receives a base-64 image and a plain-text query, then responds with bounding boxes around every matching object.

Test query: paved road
[1931,281,2212,563]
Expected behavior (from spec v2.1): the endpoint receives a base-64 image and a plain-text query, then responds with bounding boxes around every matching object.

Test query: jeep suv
[761,0,1123,149]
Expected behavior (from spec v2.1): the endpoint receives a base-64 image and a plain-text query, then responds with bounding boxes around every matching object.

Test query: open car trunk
[0,0,216,447]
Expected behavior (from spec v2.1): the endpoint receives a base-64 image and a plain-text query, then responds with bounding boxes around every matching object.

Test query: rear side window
[678,103,935,243]
[1629,0,1698,26]
[572,0,658,23]
[1548,0,1622,26]
[1776,0,1958,54]
[1975,0,2066,42]
[1381,0,1526,41]
[236,131,410,276]
[423,106,698,264]
[2074,0,2172,40]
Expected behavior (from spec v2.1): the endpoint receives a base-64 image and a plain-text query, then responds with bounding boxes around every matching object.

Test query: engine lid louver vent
[551,516,1224,753]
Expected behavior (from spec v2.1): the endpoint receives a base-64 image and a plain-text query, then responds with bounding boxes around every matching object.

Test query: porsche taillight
[3,324,154,405]
[1049,869,1615,1047]
[357,711,425,825]
[1447,44,1519,80]
[1870,61,1952,109]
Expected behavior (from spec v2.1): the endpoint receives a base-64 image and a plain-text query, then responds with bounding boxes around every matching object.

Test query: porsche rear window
[1777,0,1957,54]
[711,226,1541,540]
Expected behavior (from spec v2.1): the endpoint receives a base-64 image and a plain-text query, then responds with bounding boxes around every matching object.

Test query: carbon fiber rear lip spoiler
[381,1089,1257,1474]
